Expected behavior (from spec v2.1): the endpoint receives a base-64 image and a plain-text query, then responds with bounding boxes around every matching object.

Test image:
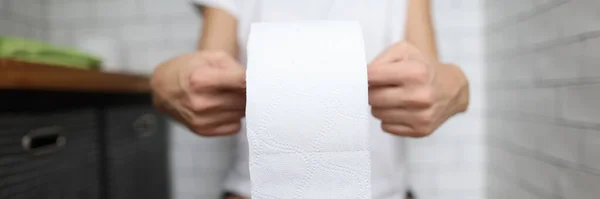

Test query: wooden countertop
[0,59,151,93]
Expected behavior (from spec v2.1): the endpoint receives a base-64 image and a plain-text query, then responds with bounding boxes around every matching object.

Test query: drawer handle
[22,126,66,155]
[133,114,158,138]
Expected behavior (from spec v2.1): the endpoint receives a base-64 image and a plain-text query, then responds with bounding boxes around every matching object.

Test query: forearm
[405,0,438,61]
[197,6,238,57]
[405,1,469,113]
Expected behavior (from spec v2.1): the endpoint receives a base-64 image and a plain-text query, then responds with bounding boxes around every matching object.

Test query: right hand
[151,51,246,136]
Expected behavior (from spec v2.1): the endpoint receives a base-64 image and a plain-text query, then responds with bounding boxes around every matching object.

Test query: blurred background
[0,0,598,199]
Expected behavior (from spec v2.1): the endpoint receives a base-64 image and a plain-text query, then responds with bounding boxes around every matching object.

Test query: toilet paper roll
[246,21,372,199]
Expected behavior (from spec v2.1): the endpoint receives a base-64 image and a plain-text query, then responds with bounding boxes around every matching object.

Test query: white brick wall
[561,84,600,124]
[583,130,600,170]
[558,169,600,199]
[0,0,48,41]
[485,0,600,199]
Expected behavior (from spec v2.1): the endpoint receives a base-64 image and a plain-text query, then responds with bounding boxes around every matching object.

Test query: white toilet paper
[246,21,372,199]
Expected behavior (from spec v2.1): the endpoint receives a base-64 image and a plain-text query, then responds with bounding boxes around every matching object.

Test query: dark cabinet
[104,105,169,199]
[0,91,169,199]
[0,109,101,199]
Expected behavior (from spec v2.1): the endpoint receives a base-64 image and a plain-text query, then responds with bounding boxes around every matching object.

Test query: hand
[151,51,246,136]
[368,42,469,137]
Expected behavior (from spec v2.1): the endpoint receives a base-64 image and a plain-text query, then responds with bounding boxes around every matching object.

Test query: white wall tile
[488,87,557,117]
[490,119,585,164]
[48,1,91,20]
[0,19,28,38]
[558,169,600,199]
[48,29,74,46]
[0,18,13,36]
[535,41,583,81]
[582,130,600,170]
[8,0,43,19]
[489,174,543,199]
[142,0,194,16]
[168,20,201,42]
[485,1,600,198]
[488,24,520,53]
[516,9,561,47]
[486,52,538,83]
[132,47,183,73]
[536,124,583,164]
[561,84,600,124]
[557,0,600,38]
[516,155,562,196]
[119,23,166,43]
[74,27,119,40]
[94,0,142,19]
[580,36,600,78]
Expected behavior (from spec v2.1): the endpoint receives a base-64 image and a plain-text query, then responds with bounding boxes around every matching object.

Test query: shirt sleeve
[191,0,239,19]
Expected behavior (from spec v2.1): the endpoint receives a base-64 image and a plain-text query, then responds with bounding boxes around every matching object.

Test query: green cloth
[0,37,102,70]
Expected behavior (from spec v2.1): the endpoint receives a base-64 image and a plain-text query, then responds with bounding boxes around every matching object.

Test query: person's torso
[225,1,409,198]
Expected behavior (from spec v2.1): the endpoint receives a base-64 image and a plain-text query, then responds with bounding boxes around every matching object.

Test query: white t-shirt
[193,1,409,198]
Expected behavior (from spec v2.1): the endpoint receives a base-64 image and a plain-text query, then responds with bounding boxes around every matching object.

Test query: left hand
[368,41,469,137]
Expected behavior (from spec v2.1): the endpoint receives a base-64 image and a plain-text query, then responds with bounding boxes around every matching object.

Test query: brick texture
[484,0,600,199]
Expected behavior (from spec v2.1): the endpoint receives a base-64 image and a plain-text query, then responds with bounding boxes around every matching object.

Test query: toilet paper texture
[246,21,372,199]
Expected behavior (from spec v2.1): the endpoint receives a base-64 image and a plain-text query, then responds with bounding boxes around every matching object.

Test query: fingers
[191,121,242,136]
[369,86,434,109]
[182,92,246,112]
[380,123,426,138]
[368,60,431,87]
[188,111,244,128]
[370,42,425,65]
[367,41,443,138]
[178,91,245,136]
[170,104,244,137]
[374,108,436,137]
[152,51,247,137]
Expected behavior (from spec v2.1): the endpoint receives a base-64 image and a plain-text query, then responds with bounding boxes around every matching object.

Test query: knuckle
[407,64,429,83]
